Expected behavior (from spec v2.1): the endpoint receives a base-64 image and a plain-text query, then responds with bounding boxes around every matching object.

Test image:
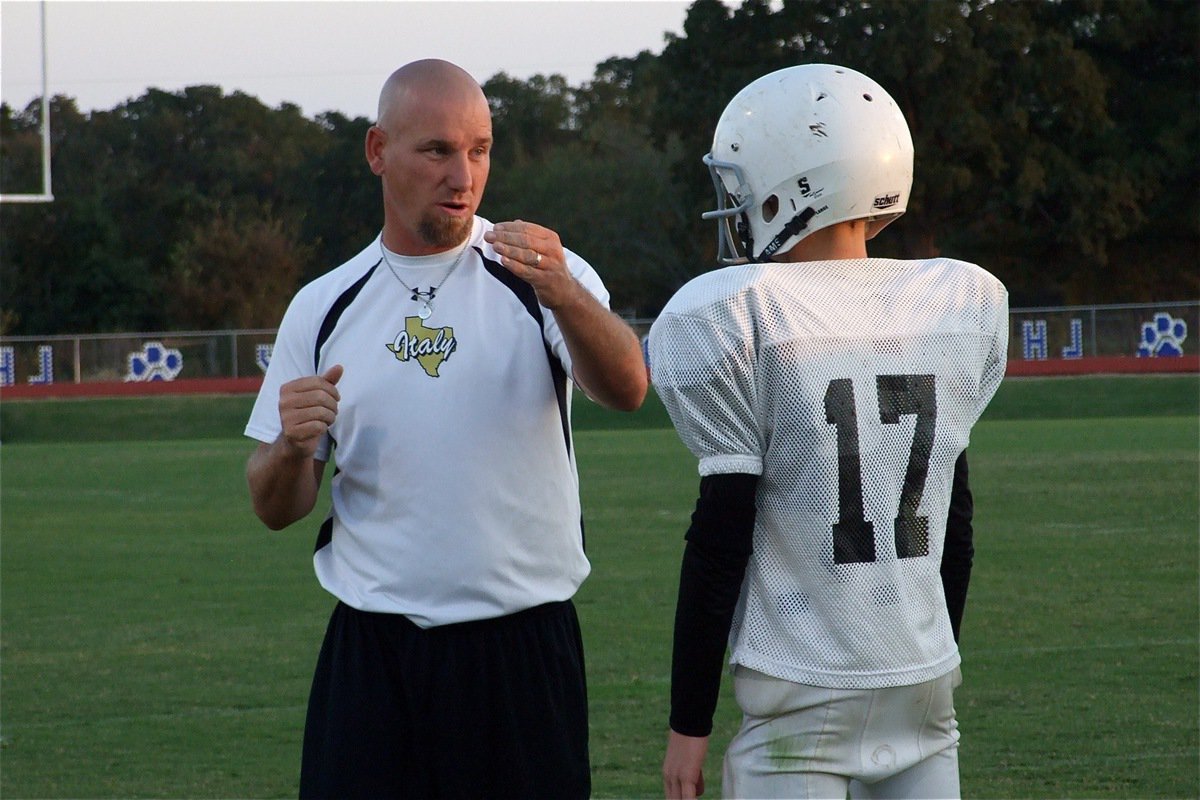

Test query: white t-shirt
[649,258,1008,688]
[246,217,606,627]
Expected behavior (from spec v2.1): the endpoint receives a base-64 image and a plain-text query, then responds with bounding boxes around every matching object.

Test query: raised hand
[278,364,344,458]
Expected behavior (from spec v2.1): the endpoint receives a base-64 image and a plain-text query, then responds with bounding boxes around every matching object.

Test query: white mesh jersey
[246,217,605,628]
[649,258,1008,689]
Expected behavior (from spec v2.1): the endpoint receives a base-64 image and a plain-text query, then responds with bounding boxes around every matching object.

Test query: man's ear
[365,125,387,176]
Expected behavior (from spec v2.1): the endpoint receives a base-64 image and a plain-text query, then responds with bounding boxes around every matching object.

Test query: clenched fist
[278,364,343,458]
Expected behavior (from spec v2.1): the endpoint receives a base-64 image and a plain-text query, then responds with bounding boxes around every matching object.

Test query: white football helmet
[703,64,914,264]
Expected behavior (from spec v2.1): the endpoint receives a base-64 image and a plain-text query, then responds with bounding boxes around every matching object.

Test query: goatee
[419,214,472,249]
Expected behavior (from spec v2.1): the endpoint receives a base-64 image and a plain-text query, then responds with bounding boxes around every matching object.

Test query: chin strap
[751,206,817,262]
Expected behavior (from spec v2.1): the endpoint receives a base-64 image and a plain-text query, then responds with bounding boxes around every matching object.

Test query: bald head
[377,59,489,129]
[366,59,493,254]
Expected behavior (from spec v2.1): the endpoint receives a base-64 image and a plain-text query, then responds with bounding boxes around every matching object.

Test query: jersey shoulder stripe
[313,259,380,372]
[478,246,572,453]
[480,246,545,327]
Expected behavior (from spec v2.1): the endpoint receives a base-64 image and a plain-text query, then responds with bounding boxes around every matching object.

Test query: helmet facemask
[701,153,753,265]
[703,153,821,266]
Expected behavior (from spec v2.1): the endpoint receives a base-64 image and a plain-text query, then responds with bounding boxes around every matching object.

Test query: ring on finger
[534,252,543,266]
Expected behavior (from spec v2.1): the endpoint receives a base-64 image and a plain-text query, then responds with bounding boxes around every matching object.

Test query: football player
[649,64,1009,799]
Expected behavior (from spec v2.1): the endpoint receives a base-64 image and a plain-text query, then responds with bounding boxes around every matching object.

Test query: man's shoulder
[274,238,384,330]
[660,264,761,317]
[296,238,384,298]
[906,257,1005,292]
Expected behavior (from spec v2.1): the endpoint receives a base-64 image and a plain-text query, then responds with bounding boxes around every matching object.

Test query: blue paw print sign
[1137,312,1187,357]
[126,341,184,381]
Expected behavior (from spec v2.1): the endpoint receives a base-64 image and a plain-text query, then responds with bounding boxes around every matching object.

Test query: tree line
[2,0,1196,336]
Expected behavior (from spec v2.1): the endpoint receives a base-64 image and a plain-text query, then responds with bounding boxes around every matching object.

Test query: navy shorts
[299,600,590,799]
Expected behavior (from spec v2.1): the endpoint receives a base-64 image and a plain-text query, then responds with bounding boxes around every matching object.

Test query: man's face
[369,89,492,254]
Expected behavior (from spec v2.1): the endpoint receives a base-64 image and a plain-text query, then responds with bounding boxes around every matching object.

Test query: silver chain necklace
[379,239,468,320]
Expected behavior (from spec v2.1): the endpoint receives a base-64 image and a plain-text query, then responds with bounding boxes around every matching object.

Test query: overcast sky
[1,0,693,120]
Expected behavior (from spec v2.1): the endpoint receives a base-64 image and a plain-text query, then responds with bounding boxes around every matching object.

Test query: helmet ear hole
[762,195,780,223]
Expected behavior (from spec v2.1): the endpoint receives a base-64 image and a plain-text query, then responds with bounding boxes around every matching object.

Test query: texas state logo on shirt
[386,315,458,377]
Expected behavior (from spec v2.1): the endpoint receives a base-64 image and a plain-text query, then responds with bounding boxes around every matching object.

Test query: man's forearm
[553,282,647,412]
[246,437,323,530]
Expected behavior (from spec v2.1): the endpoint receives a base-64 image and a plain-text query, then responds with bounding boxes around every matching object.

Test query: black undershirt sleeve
[941,450,974,643]
[669,472,759,737]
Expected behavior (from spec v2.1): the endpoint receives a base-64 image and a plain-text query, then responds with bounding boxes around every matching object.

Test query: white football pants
[722,665,962,800]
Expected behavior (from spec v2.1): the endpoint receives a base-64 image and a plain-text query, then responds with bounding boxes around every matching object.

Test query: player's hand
[277,364,343,458]
[484,220,582,310]
[663,730,709,799]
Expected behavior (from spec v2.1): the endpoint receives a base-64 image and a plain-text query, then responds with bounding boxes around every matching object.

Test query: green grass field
[1,375,1197,798]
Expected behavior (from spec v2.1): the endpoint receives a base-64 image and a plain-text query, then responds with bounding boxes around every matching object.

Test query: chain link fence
[1,302,1197,388]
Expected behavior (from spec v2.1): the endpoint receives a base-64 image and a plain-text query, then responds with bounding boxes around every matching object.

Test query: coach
[244,59,646,798]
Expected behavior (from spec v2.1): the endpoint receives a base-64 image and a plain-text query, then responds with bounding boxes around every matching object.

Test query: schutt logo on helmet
[873,193,901,210]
